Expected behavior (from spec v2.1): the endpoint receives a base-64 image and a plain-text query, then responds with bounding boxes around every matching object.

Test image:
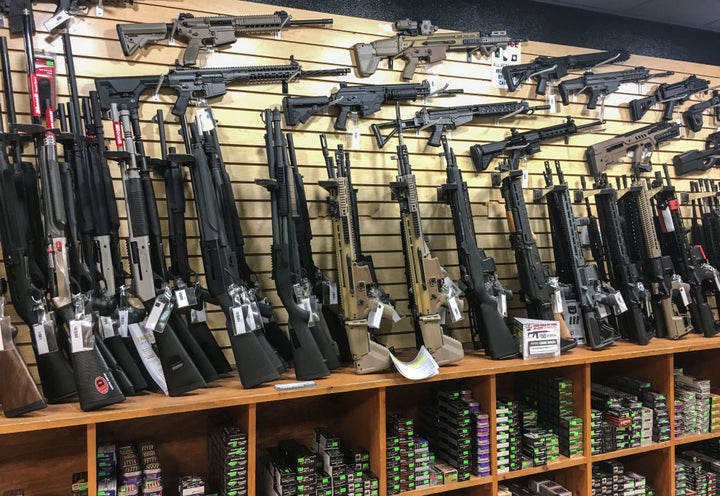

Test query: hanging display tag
[145,289,174,333]
[678,285,690,306]
[129,323,167,395]
[348,112,361,150]
[70,318,95,353]
[195,106,215,132]
[0,316,12,351]
[447,296,463,323]
[438,306,447,326]
[231,305,247,335]
[100,316,116,339]
[368,301,384,330]
[190,303,207,324]
[33,323,51,355]
[613,292,628,314]
[545,84,558,114]
[300,297,318,327]
[322,280,338,305]
[498,293,508,317]
[174,279,198,309]
[658,205,675,233]
[244,301,264,332]
[118,308,129,338]
[521,169,529,188]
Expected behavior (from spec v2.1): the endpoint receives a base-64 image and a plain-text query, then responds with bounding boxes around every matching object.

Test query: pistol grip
[183,39,201,66]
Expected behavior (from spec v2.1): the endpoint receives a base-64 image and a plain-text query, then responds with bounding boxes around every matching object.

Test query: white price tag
[521,169,529,189]
[351,126,361,150]
[368,302,383,329]
[95,3,104,16]
[118,309,129,338]
[232,306,247,335]
[448,296,463,323]
[546,93,557,114]
[191,305,207,323]
[196,107,215,132]
[100,316,115,339]
[175,289,189,309]
[33,323,50,355]
[274,31,282,40]
[391,307,402,322]
[713,269,720,290]
[438,306,447,326]
[498,293,508,317]
[551,290,564,314]
[614,292,628,314]
[70,320,94,353]
[145,298,165,332]
[659,206,675,233]
[597,304,609,319]
[679,285,690,306]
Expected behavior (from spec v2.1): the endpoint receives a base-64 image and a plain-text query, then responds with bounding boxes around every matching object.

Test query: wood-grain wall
[2,0,720,384]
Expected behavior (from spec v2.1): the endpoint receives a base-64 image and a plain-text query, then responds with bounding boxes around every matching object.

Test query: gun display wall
[1,0,720,414]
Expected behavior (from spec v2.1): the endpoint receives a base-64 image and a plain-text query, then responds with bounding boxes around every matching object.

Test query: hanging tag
[551,290,564,314]
[175,288,189,308]
[33,323,50,355]
[129,323,167,395]
[303,297,319,327]
[348,112,361,150]
[0,316,11,351]
[118,308,129,337]
[391,307,402,322]
[498,293,508,317]
[100,316,115,339]
[447,296,463,323]
[190,303,207,323]
[274,31,282,40]
[322,280,339,305]
[438,306,447,326]
[658,206,675,233]
[678,285,690,306]
[244,301,264,332]
[231,305,247,335]
[368,301,383,329]
[613,292,628,314]
[545,85,558,114]
[713,268,720,290]
[521,169,529,189]
[195,107,215,132]
[70,319,95,353]
[597,304,609,319]
[95,1,104,16]
[145,291,173,333]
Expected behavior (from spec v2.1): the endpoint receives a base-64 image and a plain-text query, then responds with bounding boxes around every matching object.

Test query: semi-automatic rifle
[579,176,653,344]
[491,163,576,352]
[117,11,333,66]
[614,176,693,340]
[371,101,549,148]
[353,18,522,80]
[282,80,462,131]
[318,136,397,373]
[629,75,710,121]
[585,121,681,178]
[258,108,334,380]
[437,137,519,359]
[0,0,133,33]
[388,105,464,365]
[653,165,720,337]
[557,67,674,109]
[502,49,630,95]
[95,57,349,119]
[537,161,622,350]
[470,116,602,171]
[673,132,720,176]
[682,90,720,132]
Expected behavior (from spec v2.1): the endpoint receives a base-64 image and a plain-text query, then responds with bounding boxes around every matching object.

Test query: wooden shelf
[497,455,587,481]
[591,441,673,462]
[674,430,720,446]
[400,475,492,495]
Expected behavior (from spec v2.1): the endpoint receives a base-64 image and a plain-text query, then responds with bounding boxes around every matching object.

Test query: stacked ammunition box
[208,423,248,496]
[590,409,603,455]
[433,388,472,481]
[413,437,432,490]
[677,449,720,495]
[498,477,572,495]
[97,444,116,496]
[261,440,317,496]
[496,398,522,473]
[472,410,491,477]
[676,461,688,495]
[606,376,670,444]
[675,369,713,436]
[387,414,415,493]
[591,460,654,496]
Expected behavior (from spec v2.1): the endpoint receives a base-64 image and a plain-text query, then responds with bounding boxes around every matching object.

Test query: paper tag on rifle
[348,112,361,150]
[300,297,318,327]
[195,107,215,132]
[447,296,463,323]
[497,293,508,317]
[713,268,720,290]
[70,319,95,353]
[322,280,338,305]
[368,301,383,330]
[244,302,264,332]
[145,295,173,333]
[545,91,558,114]
[658,206,675,233]
[117,308,129,338]
[0,316,12,351]
[678,285,691,306]
[391,307,403,322]
[100,316,116,339]
[597,304,609,319]
[438,306,447,326]
[129,322,166,395]
[174,287,197,309]
[614,292,628,314]
[95,3,104,16]
[33,320,59,355]
[551,290,564,314]
[521,169,529,189]
[190,303,207,323]
[231,305,247,335]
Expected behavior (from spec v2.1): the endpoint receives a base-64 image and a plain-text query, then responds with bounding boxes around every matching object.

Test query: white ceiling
[531,0,720,32]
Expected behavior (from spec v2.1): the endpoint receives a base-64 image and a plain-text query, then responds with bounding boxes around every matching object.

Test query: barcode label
[33,323,50,355]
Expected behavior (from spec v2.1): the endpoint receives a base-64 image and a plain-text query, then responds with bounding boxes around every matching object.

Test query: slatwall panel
[1,0,720,385]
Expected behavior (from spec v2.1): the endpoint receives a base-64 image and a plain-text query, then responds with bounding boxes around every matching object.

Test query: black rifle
[629,75,710,121]
[0,0,132,33]
[437,137,519,359]
[0,36,75,404]
[105,103,207,396]
[282,80,462,130]
[557,67,674,109]
[653,165,720,337]
[682,90,720,132]
[614,176,692,340]
[258,108,332,380]
[117,11,333,66]
[537,161,621,350]
[150,110,232,376]
[673,132,720,176]
[286,135,343,369]
[318,137,397,373]
[491,163,576,352]
[371,101,549,148]
[470,117,602,171]
[502,49,630,94]
[388,105,464,365]
[580,176,653,345]
[585,121,681,178]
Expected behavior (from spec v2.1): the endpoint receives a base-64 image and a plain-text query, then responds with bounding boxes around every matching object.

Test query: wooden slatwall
[2,0,720,384]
